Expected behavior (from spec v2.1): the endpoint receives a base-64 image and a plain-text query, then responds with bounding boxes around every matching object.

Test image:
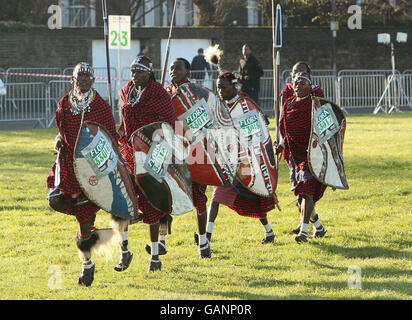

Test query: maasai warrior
[277,72,327,243]
[46,62,126,286]
[119,55,176,271]
[278,62,327,237]
[206,72,277,244]
[163,57,210,258]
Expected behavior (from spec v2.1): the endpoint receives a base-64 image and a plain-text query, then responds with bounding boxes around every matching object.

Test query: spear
[102,0,113,109]
[160,0,178,86]
[272,2,282,164]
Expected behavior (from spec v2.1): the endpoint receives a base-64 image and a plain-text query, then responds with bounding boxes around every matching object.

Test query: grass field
[0,112,411,300]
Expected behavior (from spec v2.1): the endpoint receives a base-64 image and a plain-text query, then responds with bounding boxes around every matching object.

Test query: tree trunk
[192,0,215,26]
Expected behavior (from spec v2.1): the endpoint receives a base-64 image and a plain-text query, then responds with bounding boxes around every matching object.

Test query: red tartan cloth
[212,184,275,219]
[279,83,324,163]
[192,182,207,215]
[68,198,99,225]
[120,79,177,225]
[121,80,175,137]
[279,95,326,202]
[46,90,118,224]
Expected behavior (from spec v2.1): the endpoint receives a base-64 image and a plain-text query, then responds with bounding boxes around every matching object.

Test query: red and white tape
[0,71,119,81]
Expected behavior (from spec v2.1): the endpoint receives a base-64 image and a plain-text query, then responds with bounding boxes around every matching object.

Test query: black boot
[114,251,133,272]
[78,263,95,287]
[148,258,162,272]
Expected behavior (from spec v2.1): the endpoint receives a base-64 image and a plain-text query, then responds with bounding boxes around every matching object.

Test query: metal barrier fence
[0,68,5,109]
[0,82,50,127]
[0,68,411,128]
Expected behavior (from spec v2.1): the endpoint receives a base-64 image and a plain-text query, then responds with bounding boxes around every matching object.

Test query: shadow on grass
[174,278,411,299]
[311,261,412,278]
[236,277,411,298]
[347,235,412,249]
[311,243,409,259]
[0,205,49,212]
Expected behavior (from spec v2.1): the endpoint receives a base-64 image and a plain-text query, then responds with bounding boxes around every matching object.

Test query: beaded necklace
[128,86,145,107]
[69,88,95,116]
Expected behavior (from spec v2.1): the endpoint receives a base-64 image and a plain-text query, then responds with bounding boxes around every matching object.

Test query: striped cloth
[46,90,119,224]
[212,183,275,219]
[279,94,326,202]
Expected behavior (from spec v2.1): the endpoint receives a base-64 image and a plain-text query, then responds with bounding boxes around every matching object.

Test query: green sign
[110,30,128,48]
[239,114,260,137]
[317,109,333,135]
[109,15,131,50]
[147,143,168,175]
[185,104,210,133]
[90,136,111,168]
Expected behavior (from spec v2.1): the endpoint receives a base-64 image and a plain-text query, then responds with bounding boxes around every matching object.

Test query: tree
[256,0,412,27]
[0,0,55,25]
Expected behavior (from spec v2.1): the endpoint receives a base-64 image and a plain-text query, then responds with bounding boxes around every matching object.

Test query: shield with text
[308,97,349,190]
[131,122,194,215]
[229,97,277,197]
[171,82,239,186]
[74,121,140,219]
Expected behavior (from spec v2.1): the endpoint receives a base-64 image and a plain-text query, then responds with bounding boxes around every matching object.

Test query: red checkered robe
[279,82,324,174]
[165,81,207,215]
[46,90,119,225]
[279,94,326,202]
[211,90,275,218]
[120,79,177,225]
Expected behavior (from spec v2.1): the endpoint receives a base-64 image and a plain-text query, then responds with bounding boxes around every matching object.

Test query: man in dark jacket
[238,44,264,104]
[190,48,210,85]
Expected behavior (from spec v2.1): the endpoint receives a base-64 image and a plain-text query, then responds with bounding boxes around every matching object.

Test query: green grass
[0,112,411,300]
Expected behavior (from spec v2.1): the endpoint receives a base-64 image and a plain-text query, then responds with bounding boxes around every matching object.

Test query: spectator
[238,44,264,104]
[190,48,211,85]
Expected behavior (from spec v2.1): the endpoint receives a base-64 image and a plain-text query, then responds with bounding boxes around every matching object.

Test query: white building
[60,0,97,27]
[58,0,262,27]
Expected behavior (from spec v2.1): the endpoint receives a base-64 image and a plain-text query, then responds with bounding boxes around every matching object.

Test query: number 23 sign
[109,15,130,50]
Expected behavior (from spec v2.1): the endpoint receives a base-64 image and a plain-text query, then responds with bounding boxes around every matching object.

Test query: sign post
[109,15,130,109]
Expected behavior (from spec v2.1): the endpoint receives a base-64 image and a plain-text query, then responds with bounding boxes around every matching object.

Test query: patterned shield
[73,121,140,219]
[171,82,239,186]
[308,97,349,190]
[229,97,278,197]
[131,122,194,215]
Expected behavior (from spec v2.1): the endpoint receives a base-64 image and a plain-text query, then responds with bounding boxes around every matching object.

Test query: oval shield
[171,82,239,186]
[229,97,278,197]
[73,121,140,219]
[308,97,349,190]
[131,122,194,216]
